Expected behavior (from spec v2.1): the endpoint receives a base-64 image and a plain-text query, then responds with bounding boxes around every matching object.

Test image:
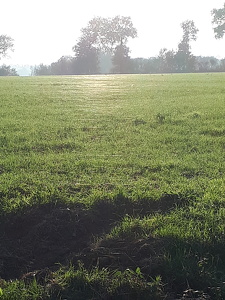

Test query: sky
[1,0,225,66]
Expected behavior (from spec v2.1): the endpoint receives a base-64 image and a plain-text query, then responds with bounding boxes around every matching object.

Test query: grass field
[0,73,225,299]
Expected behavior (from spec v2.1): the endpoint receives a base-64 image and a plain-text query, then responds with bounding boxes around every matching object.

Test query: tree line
[2,3,225,76]
[32,18,200,75]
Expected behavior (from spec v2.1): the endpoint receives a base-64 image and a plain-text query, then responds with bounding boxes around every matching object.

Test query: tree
[179,20,198,46]
[176,20,198,72]
[73,38,99,74]
[72,16,137,74]
[158,48,176,73]
[0,35,14,59]
[32,64,51,76]
[79,16,137,52]
[111,44,132,73]
[0,65,18,76]
[51,56,74,75]
[212,3,225,39]
[131,58,150,74]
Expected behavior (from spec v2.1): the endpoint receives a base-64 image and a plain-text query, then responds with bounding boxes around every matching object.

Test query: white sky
[1,0,225,65]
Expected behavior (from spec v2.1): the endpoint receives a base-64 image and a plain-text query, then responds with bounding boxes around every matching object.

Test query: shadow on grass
[0,193,183,280]
[1,194,224,298]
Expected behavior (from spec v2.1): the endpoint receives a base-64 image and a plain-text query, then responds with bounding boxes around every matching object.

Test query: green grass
[1,73,225,299]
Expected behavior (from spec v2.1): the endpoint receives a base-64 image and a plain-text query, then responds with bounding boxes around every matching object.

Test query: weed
[156,113,165,124]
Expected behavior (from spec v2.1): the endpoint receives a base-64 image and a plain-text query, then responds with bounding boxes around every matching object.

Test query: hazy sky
[1,0,225,65]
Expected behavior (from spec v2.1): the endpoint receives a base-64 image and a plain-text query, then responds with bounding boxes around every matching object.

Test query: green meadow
[0,73,225,299]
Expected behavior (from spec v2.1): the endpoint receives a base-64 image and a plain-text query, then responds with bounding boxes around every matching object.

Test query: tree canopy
[0,35,14,59]
[72,16,137,74]
[212,3,225,39]
[77,16,137,52]
[178,20,198,54]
